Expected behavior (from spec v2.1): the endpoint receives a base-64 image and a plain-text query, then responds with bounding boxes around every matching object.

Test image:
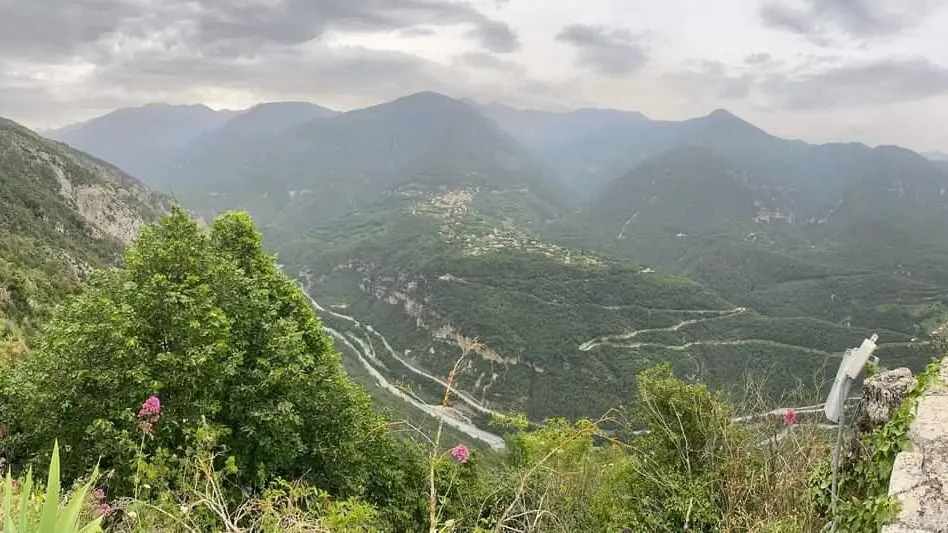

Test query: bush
[0,209,425,529]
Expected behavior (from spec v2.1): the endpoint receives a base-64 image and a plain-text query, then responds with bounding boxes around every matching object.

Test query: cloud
[555,24,648,76]
[0,0,140,60]
[745,53,774,66]
[761,58,948,109]
[664,61,755,104]
[189,0,519,52]
[94,43,454,104]
[760,0,941,42]
[664,54,948,113]
[0,0,527,125]
[0,0,518,63]
[466,19,520,53]
[456,52,525,74]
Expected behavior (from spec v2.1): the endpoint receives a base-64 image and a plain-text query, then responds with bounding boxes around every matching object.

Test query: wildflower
[93,488,105,501]
[137,395,161,435]
[783,408,797,426]
[138,395,161,420]
[95,503,112,517]
[450,443,470,464]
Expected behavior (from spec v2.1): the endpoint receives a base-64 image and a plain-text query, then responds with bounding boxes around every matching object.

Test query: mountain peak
[706,108,739,120]
[392,91,467,107]
[139,102,215,111]
[689,108,768,137]
[356,91,477,121]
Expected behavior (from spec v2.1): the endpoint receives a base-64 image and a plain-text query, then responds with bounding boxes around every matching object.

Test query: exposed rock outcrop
[883,358,948,533]
[861,367,915,430]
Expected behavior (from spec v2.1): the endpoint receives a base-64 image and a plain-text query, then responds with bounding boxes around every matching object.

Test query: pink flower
[137,395,161,435]
[138,395,161,420]
[93,488,105,501]
[450,443,470,464]
[95,503,112,516]
[783,409,797,426]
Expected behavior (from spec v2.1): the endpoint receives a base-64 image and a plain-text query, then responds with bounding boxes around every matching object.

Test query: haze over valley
[2,1,948,530]
[28,90,945,425]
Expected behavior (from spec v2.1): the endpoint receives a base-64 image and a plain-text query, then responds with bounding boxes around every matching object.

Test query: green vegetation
[278,189,934,421]
[0,208,935,531]
[10,95,948,530]
[2,442,104,533]
[807,358,944,532]
[0,117,165,354]
[162,92,561,232]
[1,209,425,529]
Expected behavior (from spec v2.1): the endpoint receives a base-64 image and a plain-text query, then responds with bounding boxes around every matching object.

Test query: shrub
[0,208,425,528]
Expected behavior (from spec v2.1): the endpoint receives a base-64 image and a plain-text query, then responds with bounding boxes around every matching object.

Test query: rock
[861,367,915,429]
[884,358,948,533]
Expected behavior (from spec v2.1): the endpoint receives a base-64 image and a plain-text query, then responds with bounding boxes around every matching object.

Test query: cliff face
[2,117,167,244]
[0,116,169,336]
[883,358,948,532]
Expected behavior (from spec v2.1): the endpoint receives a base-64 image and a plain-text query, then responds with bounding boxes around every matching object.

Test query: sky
[2,0,947,152]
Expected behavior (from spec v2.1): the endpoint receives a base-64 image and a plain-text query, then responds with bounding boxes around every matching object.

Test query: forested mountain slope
[553,142,948,343]
[47,94,944,424]
[167,92,564,234]
[0,116,167,346]
[47,104,238,186]
[275,178,930,421]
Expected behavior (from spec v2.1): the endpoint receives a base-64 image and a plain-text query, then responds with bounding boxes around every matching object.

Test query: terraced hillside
[279,184,935,426]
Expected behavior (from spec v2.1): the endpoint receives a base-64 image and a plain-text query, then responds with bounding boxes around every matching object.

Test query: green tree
[1,208,425,529]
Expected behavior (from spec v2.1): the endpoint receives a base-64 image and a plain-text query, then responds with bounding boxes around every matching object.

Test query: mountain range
[26,92,948,421]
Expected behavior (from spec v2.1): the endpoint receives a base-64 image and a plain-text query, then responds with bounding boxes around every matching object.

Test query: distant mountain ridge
[475,101,649,153]
[47,103,240,185]
[46,93,940,207]
[165,91,562,233]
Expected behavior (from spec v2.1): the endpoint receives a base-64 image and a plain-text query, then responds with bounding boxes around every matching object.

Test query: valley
[28,92,948,429]
[3,90,948,533]
[6,1,948,528]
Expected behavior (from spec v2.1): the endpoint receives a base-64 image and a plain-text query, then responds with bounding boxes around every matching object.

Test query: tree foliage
[0,208,425,528]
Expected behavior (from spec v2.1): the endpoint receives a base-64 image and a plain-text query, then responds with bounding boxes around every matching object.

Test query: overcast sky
[2,0,947,151]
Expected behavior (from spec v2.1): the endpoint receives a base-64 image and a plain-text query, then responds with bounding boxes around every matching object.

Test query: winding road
[296,274,937,452]
[579,307,747,351]
[299,284,506,449]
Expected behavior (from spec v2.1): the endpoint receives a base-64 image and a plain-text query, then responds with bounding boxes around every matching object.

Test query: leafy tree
[0,208,425,529]
[592,365,736,531]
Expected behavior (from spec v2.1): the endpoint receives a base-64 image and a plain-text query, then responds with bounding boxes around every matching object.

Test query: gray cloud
[87,42,454,106]
[760,0,940,42]
[745,53,774,66]
[455,52,525,74]
[762,58,948,109]
[667,56,948,112]
[665,61,754,102]
[0,0,519,63]
[0,0,140,59]
[397,27,438,38]
[466,19,520,53]
[191,0,519,52]
[0,0,525,125]
[555,24,648,76]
